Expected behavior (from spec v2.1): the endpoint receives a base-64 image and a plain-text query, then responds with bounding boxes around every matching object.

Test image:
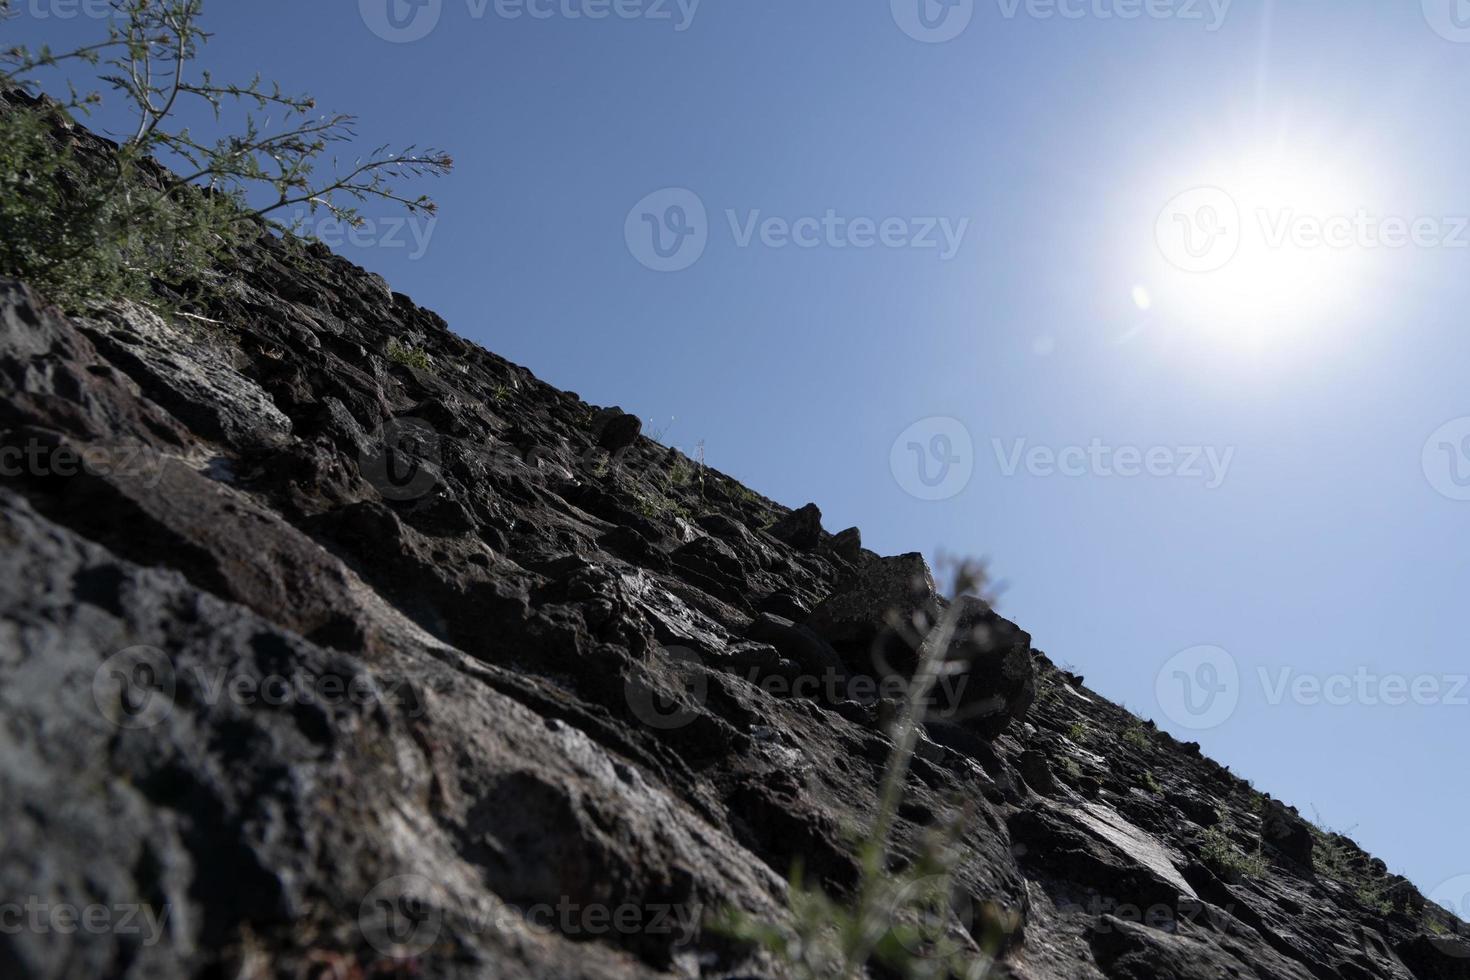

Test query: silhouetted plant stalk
[718,559,1001,979]
[846,559,995,980]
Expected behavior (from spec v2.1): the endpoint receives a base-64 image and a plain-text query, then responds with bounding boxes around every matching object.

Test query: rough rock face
[2,131,1468,980]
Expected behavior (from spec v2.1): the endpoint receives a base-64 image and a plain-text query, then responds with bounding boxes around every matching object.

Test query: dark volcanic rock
[832,525,863,563]
[0,111,1460,980]
[766,501,824,551]
[744,612,846,684]
[805,551,937,649]
[947,596,1037,737]
[804,554,1035,737]
[1261,799,1315,871]
[595,408,643,454]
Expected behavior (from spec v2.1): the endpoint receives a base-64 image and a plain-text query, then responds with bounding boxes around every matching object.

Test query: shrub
[1200,827,1267,879]
[386,338,433,372]
[0,0,451,310]
[1355,883,1393,917]
[1122,725,1151,751]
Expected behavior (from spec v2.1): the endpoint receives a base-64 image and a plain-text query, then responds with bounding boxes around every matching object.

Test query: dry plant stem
[846,598,967,978]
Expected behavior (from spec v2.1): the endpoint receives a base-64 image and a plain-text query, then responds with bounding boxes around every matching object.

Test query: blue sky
[12,0,1470,901]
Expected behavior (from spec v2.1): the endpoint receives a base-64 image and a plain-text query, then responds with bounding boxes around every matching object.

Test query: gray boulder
[804,554,1034,737]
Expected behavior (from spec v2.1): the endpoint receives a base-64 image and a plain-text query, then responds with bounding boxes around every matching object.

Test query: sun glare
[1143,143,1379,348]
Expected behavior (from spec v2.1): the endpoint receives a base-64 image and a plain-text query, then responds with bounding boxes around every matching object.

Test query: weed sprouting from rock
[1200,826,1267,880]
[719,560,1009,979]
[386,338,433,372]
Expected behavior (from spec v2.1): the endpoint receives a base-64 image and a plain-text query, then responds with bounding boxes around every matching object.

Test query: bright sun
[1142,144,1378,348]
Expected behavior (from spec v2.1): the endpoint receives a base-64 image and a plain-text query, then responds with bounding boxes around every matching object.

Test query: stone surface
[596,409,643,454]
[804,551,938,651]
[0,112,1464,980]
[766,501,824,551]
[1261,800,1315,872]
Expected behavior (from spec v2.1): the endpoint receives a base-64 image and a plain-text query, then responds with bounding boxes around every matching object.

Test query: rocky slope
[2,116,1468,980]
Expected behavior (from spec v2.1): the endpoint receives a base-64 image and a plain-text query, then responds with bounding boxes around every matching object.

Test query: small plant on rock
[1200,827,1267,879]
[719,561,1009,979]
[1307,810,1372,882]
[386,338,433,372]
[1122,725,1151,751]
[1355,882,1393,917]
[669,457,696,490]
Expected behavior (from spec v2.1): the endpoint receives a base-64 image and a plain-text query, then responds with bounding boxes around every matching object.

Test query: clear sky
[12,0,1470,903]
